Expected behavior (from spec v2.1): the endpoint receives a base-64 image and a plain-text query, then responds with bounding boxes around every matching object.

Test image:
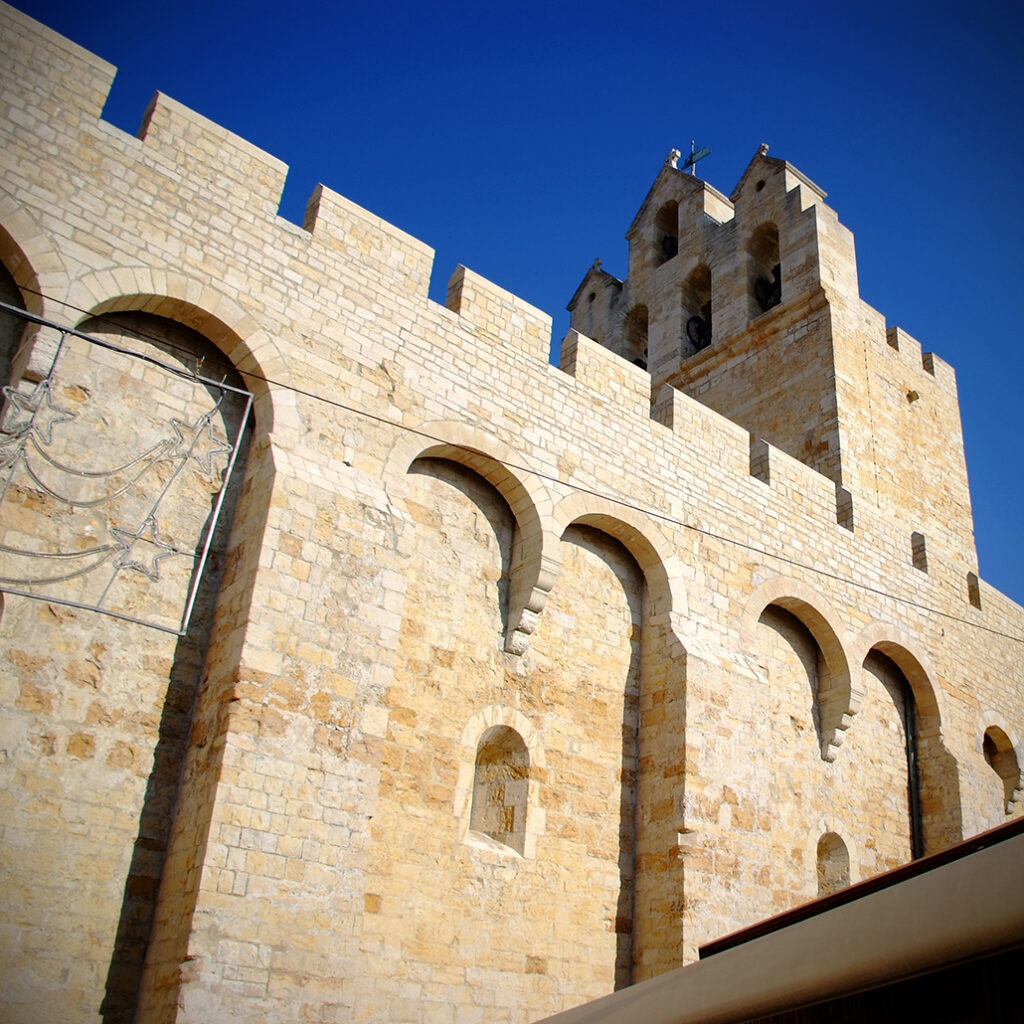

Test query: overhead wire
[8,285,1024,646]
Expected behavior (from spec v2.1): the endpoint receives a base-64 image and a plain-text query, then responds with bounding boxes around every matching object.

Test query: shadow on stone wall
[73,313,258,1023]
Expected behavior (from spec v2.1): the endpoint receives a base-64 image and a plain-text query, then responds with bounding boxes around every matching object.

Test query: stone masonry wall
[1,6,1022,1024]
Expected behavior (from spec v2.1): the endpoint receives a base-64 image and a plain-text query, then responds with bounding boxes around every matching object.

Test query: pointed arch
[384,422,560,654]
[740,577,854,760]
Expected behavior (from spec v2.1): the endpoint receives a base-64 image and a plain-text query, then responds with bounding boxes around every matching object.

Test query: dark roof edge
[702,815,1024,958]
[533,818,1024,1024]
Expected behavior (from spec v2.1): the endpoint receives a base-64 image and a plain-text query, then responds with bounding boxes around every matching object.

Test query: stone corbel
[505,548,561,655]
[817,675,862,763]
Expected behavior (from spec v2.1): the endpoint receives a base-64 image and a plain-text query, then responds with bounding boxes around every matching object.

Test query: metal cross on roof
[681,140,711,174]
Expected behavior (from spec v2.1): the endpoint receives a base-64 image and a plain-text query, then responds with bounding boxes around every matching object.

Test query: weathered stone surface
[0,6,1021,1024]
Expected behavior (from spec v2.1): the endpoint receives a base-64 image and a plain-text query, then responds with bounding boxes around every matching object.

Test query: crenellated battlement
[0,0,982,581]
[138,92,289,216]
[0,2,115,121]
[303,183,436,298]
[445,265,552,359]
[559,329,651,417]
[886,325,958,392]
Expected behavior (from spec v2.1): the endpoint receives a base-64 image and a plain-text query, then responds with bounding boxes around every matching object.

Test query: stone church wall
[0,6,1022,1023]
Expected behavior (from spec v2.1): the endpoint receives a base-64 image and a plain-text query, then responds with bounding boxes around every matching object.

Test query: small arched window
[983,726,1021,813]
[470,726,529,854]
[816,831,850,896]
[748,222,781,317]
[654,201,679,265]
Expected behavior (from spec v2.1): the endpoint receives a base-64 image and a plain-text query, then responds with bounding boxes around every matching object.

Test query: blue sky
[13,0,1024,608]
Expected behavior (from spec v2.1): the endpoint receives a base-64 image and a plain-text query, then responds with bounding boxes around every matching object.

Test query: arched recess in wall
[471,725,530,854]
[65,293,277,1023]
[681,263,712,356]
[551,492,688,984]
[551,492,687,626]
[456,706,545,859]
[740,579,853,761]
[853,626,959,857]
[979,720,1022,815]
[404,454,516,652]
[383,423,559,655]
[67,269,285,433]
[810,817,860,890]
[748,221,781,317]
[815,831,851,896]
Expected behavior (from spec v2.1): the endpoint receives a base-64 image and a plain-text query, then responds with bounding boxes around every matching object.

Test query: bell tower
[568,145,976,565]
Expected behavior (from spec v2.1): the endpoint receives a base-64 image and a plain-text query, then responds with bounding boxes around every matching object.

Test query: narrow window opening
[911,531,928,572]
[967,571,982,610]
[835,486,854,532]
[749,435,770,484]
[865,650,924,859]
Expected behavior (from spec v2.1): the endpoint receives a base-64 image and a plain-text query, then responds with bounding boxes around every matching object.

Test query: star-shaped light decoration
[109,515,183,582]
[168,412,233,477]
[0,432,26,471]
[0,379,76,446]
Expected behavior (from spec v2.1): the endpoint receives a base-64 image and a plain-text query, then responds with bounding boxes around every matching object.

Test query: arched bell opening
[653,201,679,266]
[748,222,781,317]
[681,263,712,356]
